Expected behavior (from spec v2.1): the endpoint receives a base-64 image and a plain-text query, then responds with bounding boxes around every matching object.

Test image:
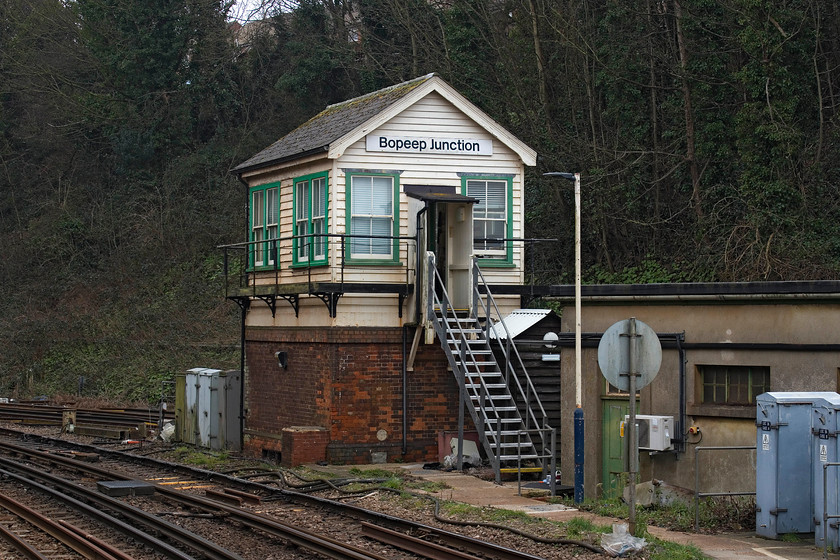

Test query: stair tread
[464,384,506,389]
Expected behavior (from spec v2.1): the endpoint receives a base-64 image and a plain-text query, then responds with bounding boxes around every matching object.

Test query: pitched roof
[233,73,537,175]
[233,74,436,174]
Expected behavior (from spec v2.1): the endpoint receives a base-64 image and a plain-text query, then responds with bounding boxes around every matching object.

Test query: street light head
[544,171,576,182]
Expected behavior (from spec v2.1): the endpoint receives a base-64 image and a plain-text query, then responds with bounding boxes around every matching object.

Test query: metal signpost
[598,318,662,535]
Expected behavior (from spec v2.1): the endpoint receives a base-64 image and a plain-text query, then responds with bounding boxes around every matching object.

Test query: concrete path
[392,464,834,560]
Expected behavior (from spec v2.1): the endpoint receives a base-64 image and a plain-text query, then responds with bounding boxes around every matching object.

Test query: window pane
[467,178,507,257]
[252,190,264,227]
[266,187,278,227]
[351,216,371,254]
[313,177,326,219]
[352,176,373,214]
[699,365,770,405]
[370,216,391,255]
[252,189,265,266]
[484,181,506,218]
[350,175,394,258]
[253,228,264,265]
[370,177,393,215]
[313,216,326,258]
[295,182,308,221]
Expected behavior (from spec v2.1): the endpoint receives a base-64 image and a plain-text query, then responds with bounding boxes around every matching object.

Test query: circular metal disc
[597,318,662,391]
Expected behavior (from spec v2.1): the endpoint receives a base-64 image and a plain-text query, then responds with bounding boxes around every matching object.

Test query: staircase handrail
[426,254,514,423]
[471,260,551,433]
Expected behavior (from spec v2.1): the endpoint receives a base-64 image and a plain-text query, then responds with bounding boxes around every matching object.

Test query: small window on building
[464,176,512,265]
[294,172,328,266]
[604,380,640,397]
[346,173,399,262]
[250,183,279,268]
[699,365,769,405]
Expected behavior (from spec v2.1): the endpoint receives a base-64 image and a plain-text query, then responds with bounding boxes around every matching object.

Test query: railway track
[0,428,579,560]
[0,402,170,429]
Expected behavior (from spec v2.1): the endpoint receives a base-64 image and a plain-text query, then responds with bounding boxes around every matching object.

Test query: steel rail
[0,508,50,560]
[0,483,132,560]
[0,440,396,560]
[0,460,221,560]
[0,403,172,428]
[361,522,486,560]
[0,433,561,560]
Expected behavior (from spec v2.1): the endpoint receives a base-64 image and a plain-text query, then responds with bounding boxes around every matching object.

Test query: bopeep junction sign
[366,134,493,156]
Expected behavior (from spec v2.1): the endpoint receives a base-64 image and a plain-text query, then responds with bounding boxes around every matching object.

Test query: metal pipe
[627,318,638,535]
[402,324,408,456]
[574,172,581,410]
[677,333,686,453]
[239,304,246,452]
[574,407,584,503]
[415,206,428,324]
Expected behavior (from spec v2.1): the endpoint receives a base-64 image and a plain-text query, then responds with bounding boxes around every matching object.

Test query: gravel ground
[5,422,611,559]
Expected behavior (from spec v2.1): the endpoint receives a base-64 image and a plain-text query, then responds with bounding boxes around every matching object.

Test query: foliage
[172,446,231,468]
[567,495,755,534]
[3,0,840,401]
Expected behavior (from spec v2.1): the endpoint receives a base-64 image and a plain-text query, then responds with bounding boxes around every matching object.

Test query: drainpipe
[239,304,246,452]
[402,324,408,456]
[405,206,429,457]
[415,206,428,324]
[236,172,249,452]
[676,332,685,454]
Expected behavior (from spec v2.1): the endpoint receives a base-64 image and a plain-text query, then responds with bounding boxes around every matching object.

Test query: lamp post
[544,171,583,503]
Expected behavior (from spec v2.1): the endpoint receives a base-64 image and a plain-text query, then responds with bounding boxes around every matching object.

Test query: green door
[601,397,637,498]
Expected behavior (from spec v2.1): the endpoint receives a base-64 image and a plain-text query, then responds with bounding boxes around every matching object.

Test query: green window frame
[463,176,513,266]
[250,182,279,269]
[345,172,400,264]
[293,171,329,266]
[699,365,770,405]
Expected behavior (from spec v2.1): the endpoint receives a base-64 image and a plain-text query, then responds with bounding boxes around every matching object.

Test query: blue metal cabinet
[756,392,840,539]
[812,395,840,551]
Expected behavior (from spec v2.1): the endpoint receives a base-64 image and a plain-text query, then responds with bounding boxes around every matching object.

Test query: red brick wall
[243,326,471,464]
[281,427,329,467]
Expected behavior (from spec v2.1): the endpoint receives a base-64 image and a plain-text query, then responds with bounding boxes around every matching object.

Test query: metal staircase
[426,253,556,491]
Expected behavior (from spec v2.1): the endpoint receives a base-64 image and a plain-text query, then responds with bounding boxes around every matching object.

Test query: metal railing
[693,445,756,531]
[220,233,417,297]
[427,252,556,491]
[472,260,556,461]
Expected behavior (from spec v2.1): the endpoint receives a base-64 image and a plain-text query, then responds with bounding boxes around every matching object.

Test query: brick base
[281,426,329,467]
[242,325,469,464]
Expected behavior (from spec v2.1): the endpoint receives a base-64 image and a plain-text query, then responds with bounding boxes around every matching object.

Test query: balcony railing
[219,233,417,318]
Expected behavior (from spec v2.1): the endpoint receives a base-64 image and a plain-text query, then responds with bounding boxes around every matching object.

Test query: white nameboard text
[366,135,492,156]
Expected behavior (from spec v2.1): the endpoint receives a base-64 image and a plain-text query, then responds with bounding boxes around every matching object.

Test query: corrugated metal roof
[489,309,552,340]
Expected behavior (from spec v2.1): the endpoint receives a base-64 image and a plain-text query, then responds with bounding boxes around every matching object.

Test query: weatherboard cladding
[233,73,436,173]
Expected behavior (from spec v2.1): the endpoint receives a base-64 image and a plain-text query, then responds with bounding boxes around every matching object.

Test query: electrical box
[623,414,674,451]
[175,368,241,451]
[755,391,840,539]
[811,395,840,551]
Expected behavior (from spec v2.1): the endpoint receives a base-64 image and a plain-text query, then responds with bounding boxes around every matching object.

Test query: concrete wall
[559,300,840,498]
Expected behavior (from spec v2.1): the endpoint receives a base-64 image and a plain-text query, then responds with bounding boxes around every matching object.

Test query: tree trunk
[674,0,703,220]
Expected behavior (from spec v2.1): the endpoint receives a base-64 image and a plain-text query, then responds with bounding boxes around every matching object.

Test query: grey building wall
[558,299,840,498]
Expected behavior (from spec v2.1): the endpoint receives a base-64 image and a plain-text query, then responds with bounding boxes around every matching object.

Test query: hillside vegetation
[2,0,840,401]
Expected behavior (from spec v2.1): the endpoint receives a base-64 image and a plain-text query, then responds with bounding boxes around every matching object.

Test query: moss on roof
[233,73,436,173]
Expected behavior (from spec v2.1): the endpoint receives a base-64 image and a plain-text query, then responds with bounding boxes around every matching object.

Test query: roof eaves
[232,145,329,177]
